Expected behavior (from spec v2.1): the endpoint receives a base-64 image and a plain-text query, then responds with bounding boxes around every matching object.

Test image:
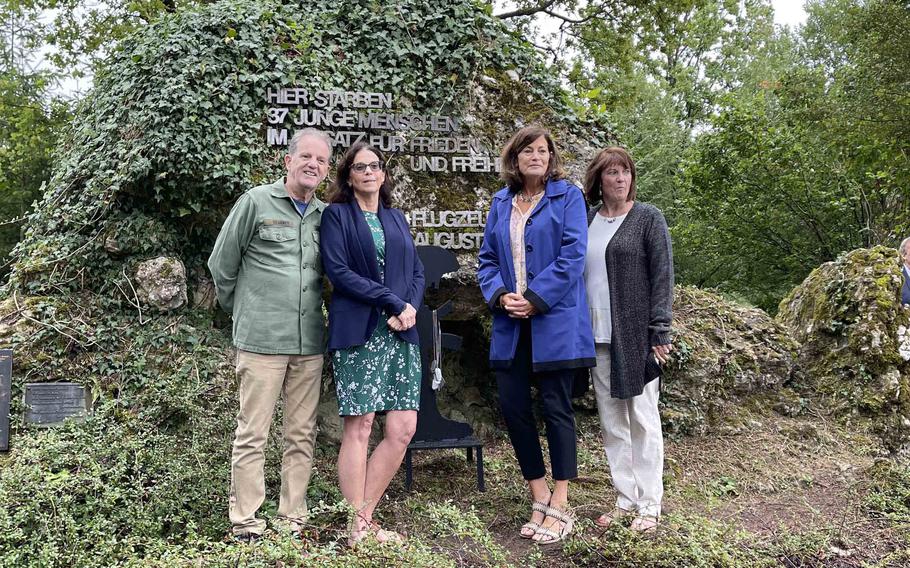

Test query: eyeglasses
[352,161,383,173]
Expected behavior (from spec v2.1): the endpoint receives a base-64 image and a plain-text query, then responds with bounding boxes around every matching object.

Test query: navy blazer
[903,266,910,305]
[320,199,425,350]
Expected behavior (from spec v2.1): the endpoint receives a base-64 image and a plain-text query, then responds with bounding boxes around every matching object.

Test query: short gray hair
[287,128,333,156]
[901,237,910,259]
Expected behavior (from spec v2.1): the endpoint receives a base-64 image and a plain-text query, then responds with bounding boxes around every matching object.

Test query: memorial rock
[6,0,610,303]
[0,1,609,562]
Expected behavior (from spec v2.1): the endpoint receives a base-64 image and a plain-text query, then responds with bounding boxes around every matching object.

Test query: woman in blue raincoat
[477,125,595,545]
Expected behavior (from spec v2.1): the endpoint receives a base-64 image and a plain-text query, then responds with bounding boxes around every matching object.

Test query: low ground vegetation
[3,402,908,566]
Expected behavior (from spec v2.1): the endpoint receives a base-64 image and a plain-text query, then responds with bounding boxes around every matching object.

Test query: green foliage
[867,460,910,530]
[675,84,865,308]
[0,407,231,566]
[674,0,910,310]
[0,291,238,566]
[564,514,775,567]
[0,67,71,281]
[6,0,202,74]
[573,0,775,125]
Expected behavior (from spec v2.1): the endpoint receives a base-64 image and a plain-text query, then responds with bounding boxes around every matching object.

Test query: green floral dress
[333,211,422,416]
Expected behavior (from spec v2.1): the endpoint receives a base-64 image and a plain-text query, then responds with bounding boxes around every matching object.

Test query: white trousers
[592,343,664,517]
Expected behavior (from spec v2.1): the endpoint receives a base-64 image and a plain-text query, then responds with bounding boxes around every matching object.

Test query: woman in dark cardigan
[582,146,673,533]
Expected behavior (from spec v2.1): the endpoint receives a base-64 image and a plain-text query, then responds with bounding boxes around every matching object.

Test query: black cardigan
[587,202,674,399]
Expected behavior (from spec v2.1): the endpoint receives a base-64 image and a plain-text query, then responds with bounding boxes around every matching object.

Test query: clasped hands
[387,303,417,332]
[500,292,539,319]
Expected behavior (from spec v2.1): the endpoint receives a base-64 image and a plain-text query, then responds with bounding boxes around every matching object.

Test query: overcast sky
[772,0,809,27]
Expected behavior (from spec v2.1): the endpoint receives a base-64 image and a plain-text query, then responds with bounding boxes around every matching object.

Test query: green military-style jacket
[208,179,326,355]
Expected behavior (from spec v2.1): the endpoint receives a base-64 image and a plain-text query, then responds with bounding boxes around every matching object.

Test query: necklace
[598,209,626,223]
[518,191,543,203]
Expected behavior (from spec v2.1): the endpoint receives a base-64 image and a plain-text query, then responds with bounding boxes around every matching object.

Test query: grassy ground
[144,406,910,567]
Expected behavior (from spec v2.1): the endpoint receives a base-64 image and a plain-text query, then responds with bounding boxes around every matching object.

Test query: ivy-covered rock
[776,246,910,453]
[4,0,610,298]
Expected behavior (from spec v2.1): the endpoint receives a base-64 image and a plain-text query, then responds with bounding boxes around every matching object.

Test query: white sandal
[534,505,574,545]
[595,507,633,528]
[520,501,550,539]
[630,514,659,533]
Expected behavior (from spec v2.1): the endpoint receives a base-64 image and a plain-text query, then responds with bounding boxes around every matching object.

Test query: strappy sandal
[520,501,550,539]
[630,514,659,534]
[346,512,371,547]
[595,507,633,528]
[534,504,574,545]
[369,520,405,543]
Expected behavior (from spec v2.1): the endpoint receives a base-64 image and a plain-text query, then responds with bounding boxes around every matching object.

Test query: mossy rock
[776,246,910,452]
[659,285,798,435]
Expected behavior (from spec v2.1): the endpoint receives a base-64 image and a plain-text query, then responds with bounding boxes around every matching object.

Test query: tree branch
[496,0,561,19]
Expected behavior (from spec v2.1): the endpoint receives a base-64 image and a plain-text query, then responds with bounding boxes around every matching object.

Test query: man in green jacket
[208,128,332,542]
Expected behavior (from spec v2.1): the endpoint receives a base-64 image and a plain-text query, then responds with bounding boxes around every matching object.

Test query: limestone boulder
[135,257,188,312]
[659,286,799,435]
[776,246,910,453]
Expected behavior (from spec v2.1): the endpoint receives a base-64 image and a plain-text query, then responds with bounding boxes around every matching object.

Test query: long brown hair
[584,146,637,204]
[329,142,393,207]
[499,125,565,193]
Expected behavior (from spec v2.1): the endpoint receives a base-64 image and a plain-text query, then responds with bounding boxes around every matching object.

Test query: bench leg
[476,446,485,492]
[466,446,473,463]
[405,449,413,492]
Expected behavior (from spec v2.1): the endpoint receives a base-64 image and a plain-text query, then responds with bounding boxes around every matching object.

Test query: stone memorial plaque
[0,350,10,451]
[24,382,90,427]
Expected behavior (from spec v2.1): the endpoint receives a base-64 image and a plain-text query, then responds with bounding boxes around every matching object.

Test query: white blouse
[584,212,627,342]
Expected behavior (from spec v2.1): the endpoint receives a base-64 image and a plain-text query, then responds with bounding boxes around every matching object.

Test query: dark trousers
[496,321,578,481]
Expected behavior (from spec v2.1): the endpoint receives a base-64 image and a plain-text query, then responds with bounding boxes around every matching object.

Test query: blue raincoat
[477,178,595,372]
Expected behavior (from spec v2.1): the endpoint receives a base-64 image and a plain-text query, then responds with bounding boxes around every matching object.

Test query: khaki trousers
[229,349,323,535]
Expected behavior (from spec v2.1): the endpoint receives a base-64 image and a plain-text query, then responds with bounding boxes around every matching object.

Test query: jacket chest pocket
[255,225,299,266]
[259,226,297,242]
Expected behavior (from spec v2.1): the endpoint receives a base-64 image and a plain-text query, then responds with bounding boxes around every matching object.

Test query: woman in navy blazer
[478,126,595,545]
[320,142,425,545]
